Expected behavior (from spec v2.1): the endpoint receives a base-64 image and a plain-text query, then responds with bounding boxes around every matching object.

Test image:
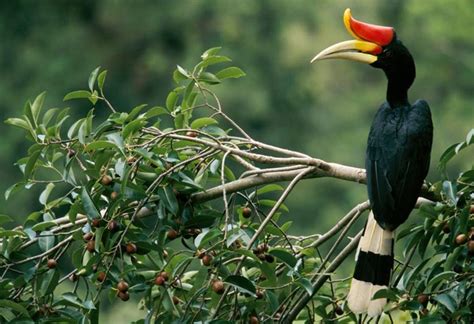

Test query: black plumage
[366,38,433,231]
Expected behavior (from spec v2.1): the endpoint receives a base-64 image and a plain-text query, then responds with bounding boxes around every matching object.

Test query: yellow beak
[311,40,381,64]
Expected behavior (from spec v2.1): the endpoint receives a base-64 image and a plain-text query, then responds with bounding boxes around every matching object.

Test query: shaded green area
[1,0,472,265]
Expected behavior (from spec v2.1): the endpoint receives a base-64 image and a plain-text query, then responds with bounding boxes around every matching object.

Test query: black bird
[311,9,433,316]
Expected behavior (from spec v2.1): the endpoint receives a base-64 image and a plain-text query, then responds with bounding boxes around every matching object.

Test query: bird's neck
[386,78,409,107]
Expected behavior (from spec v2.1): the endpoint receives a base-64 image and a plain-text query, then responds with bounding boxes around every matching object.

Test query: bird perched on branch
[311,9,433,317]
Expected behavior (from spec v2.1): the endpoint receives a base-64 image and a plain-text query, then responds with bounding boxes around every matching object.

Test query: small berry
[97,271,106,282]
[86,240,95,252]
[212,280,225,294]
[455,234,468,245]
[167,229,179,240]
[154,275,165,286]
[127,156,137,165]
[67,149,76,158]
[47,259,57,269]
[172,296,180,305]
[118,291,129,301]
[335,305,344,315]
[453,264,463,273]
[202,254,213,266]
[83,232,93,241]
[468,240,474,253]
[160,272,169,281]
[442,223,450,234]
[242,207,252,218]
[117,280,129,292]
[100,175,113,186]
[256,289,264,299]
[197,250,206,259]
[126,243,137,254]
[257,253,266,261]
[417,294,429,306]
[91,219,102,228]
[107,220,119,232]
[265,254,275,263]
[110,191,119,200]
[186,131,198,138]
[249,315,259,324]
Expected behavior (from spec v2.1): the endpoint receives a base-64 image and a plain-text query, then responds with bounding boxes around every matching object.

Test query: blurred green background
[1,0,473,320]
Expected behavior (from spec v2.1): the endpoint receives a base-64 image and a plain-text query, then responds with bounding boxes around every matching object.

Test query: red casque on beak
[344,9,394,47]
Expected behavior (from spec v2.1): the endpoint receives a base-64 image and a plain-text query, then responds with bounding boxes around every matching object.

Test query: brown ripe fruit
[118,291,130,301]
[256,289,264,299]
[97,271,106,282]
[126,156,137,165]
[186,131,198,138]
[83,232,93,241]
[257,253,266,261]
[172,296,180,305]
[110,191,119,200]
[91,218,102,228]
[442,223,450,234]
[212,280,225,294]
[249,315,259,324]
[468,240,474,253]
[154,275,165,286]
[335,305,344,316]
[160,272,169,281]
[202,254,213,266]
[455,234,468,245]
[67,149,76,158]
[117,280,129,292]
[107,220,119,232]
[126,243,137,254]
[417,294,429,306]
[167,229,179,240]
[242,206,252,218]
[86,240,96,252]
[100,175,113,186]
[47,259,57,269]
[470,205,474,214]
[197,250,206,259]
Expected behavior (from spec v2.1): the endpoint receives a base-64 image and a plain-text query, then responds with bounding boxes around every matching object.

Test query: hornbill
[311,9,433,316]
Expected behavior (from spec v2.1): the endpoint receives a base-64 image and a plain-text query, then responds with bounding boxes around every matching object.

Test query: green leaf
[85,140,118,151]
[123,119,147,139]
[201,47,222,59]
[216,67,246,80]
[268,248,297,267]
[256,184,284,196]
[31,221,56,232]
[224,275,256,296]
[198,72,221,84]
[97,70,107,91]
[88,66,101,91]
[81,188,100,220]
[295,277,314,296]
[127,104,148,122]
[176,65,189,78]
[0,215,13,226]
[194,228,222,249]
[427,271,456,290]
[259,199,289,212]
[5,118,31,131]
[30,92,46,125]
[0,300,30,318]
[38,230,55,252]
[24,149,42,180]
[39,183,55,206]
[433,294,456,313]
[157,186,179,215]
[190,117,218,129]
[143,106,169,118]
[372,288,399,300]
[63,90,92,101]
[166,91,178,112]
[442,180,457,205]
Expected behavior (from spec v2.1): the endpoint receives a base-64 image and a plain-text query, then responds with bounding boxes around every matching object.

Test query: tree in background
[1,50,473,323]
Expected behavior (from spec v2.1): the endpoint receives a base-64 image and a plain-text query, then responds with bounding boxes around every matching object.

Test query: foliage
[1,49,473,323]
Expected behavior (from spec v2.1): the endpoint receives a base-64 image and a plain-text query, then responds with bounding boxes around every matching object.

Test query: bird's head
[312,8,416,100]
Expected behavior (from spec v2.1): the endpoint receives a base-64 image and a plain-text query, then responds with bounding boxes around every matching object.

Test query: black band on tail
[353,250,394,286]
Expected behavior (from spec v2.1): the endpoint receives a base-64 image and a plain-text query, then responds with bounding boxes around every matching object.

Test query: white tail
[347,211,394,317]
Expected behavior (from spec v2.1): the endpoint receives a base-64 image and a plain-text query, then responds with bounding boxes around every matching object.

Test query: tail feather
[347,211,394,317]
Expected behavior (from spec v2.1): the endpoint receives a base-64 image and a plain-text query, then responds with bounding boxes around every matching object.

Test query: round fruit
[186,131,198,138]
[91,218,102,228]
[127,156,137,165]
[47,259,57,269]
[167,229,179,240]
[117,280,129,292]
[265,254,275,263]
[212,280,225,294]
[242,207,252,218]
[154,275,165,286]
[256,290,264,299]
[110,191,119,200]
[417,294,429,306]
[455,234,468,245]
[67,149,76,158]
[86,240,95,252]
[442,223,450,234]
[202,254,213,266]
[118,291,129,301]
[160,272,169,281]
[197,250,205,259]
[470,205,474,214]
[107,220,119,232]
[335,305,344,315]
[126,243,137,254]
[97,271,106,282]
[249,315,259,324]
[453,264,463,273]
[83,232,93,241]
[69,273,78,282]
[468,240,474,253]
[100,175,113,186]
[172,296,180,305]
